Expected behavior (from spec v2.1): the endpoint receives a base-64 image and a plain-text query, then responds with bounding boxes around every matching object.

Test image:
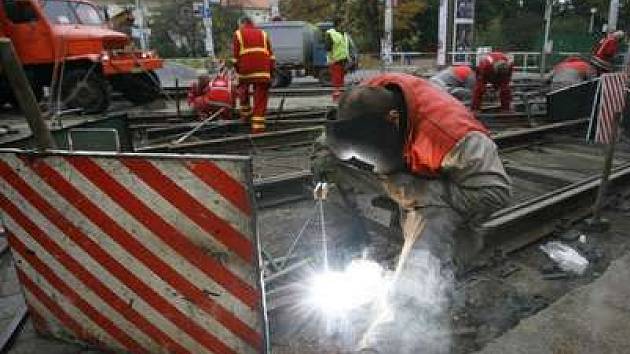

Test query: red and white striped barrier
[594,73,628,144]
[0,150,267,353]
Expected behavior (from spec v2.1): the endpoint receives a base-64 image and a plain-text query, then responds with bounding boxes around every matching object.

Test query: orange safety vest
[233,24,274,82]
[364,73,489,176]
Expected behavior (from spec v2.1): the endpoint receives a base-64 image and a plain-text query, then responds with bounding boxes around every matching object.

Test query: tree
[149,0,242,58]
[393,0,433,51]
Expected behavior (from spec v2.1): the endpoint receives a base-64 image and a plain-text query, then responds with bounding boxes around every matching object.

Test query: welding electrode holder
[314,182,330,201]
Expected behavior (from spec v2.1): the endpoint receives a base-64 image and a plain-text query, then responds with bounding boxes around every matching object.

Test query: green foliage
[149,0,242,58]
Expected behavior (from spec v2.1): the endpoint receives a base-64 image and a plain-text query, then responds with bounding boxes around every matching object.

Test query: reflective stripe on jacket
[233,24,274,82]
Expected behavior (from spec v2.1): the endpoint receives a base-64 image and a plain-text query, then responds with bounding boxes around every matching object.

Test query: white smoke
[359,249,454,354]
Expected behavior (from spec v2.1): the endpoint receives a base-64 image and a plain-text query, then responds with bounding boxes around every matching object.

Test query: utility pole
[382,0,393,65]
[608,0,619,33]
[437,0,448,67]
[135,0,147,50]
[540,0,552,75]
[271,0,279,19]
[203,0,215,58]
[590,7,598,34]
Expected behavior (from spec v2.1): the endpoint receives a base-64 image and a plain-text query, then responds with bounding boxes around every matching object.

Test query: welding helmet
[326,87,405,174]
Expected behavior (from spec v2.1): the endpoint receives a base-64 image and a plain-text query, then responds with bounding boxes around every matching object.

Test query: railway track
[160,79,549,99]
[255,118,630,312]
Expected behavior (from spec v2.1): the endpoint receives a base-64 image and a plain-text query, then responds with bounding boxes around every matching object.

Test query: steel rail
[482,162,630,255]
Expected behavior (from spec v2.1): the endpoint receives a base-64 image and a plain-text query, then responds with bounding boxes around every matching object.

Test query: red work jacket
[476,52,513,83]
[554,57,596,77]
[233,24,274,83]
[594,35,620,63]
[364,73,489,177]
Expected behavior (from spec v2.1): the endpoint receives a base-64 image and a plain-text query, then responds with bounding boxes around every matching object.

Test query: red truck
[0,0,163,113]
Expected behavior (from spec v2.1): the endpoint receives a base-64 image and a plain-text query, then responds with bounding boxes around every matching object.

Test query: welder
[314,72,511,271]
[550,56,597,91]
[591,31,625,73]
[430,65,476,101]
[472,51,514,112]
[313,73,511,351]
[187,70,235,120]
[233,16,275,133]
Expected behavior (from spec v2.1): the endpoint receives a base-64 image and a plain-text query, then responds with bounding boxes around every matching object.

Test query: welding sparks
[306,260,391,317]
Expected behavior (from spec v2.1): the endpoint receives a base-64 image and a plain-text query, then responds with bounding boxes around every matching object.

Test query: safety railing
[385,51,592,73]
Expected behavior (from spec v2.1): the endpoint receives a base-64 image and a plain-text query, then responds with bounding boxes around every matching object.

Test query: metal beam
[0,305,28,352]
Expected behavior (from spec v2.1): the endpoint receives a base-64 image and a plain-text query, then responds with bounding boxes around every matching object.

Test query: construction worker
[591,31,625,73]
[314,73,511,352]
[325,19,350,103]
[472,51,514,112]
[550,56,597,91]
[233,16,275,134]
[430,65,476,101]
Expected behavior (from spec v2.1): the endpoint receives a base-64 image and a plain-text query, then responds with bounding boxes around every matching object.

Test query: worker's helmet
[326,86,405,174]
[452,65,473,82]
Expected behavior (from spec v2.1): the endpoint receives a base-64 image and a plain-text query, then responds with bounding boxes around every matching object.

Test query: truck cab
[0,0,163,113]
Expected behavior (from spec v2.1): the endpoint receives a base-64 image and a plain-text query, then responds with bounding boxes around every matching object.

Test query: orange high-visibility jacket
[233,24,274,82]
[364,73,489,176]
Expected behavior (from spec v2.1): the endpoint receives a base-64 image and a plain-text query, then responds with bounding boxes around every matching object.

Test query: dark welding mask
[326,114,405,174]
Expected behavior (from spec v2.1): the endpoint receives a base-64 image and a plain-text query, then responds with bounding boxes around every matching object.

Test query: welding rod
[172,107,225,145]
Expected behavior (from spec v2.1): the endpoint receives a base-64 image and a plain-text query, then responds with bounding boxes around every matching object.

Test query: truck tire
[317,68,332,86]
[116,71,162,105]
[61,69,110,114]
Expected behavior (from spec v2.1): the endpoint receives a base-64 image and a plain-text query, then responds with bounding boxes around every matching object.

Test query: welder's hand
[313,182,329,201]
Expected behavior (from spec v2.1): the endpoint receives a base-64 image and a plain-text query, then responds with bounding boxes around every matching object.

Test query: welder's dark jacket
[364,73,489,177]
[233,24,275,82]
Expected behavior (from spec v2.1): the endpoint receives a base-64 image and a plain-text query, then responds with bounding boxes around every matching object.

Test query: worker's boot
[251,116,266,134]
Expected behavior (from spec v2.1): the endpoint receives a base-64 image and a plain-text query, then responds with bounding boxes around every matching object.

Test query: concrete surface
[477,252,630,354]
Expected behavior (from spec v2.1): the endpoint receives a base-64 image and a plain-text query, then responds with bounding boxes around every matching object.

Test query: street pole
[271,0,279,19]
[608,0,619,33]
[540,0,552,76]
[437,0,448,67]
[383,0,393,66]
[590,8,597,34]
[203,0,215,58]
[135,0,147,50]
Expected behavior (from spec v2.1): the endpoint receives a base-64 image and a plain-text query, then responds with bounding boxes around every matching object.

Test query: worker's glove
[313,182,330,201]
[311,149,338,183]
[311,132,339,184]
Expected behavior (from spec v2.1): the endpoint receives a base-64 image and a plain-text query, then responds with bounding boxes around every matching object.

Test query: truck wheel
[118,71,162,105]
[61,69,110,114]
[317,68,332,86]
